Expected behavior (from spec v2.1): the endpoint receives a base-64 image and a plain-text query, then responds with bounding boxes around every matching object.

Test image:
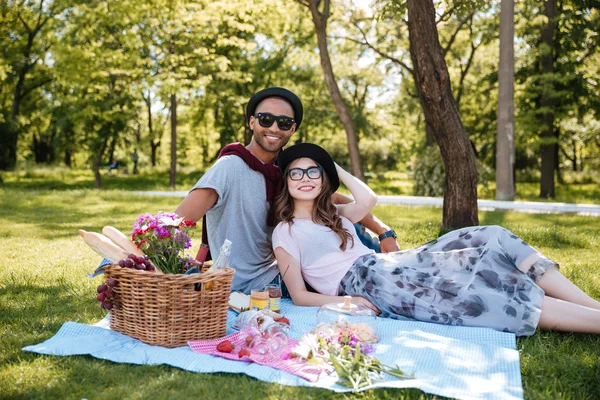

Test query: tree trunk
[31,128,55,164]
[539,0,556,198]
[305,0,365,181]
[169,93,177,188]
[0,122,18,170]
[5,33,34,170]
[496,0,516,200]
[93,137,108,189]
[243,104,252,146]
[407,0,479,229]
[150,140,159,167]
[144,91,154,145]
[64,148,72,168]
[107,136,117,163]
[572,139,578,171]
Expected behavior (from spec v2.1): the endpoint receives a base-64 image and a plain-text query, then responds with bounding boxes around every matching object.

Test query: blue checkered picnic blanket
[23,299,522,400]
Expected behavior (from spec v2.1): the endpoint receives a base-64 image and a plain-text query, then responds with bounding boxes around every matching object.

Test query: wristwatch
[378,229,397,241]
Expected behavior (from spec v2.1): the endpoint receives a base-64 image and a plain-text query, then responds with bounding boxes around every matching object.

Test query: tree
[294,0,365,181]
[539,0,557,198]
[406,0,479,228]
[52,0,142,188]
[496,0,516,200]
[0,0,59,170]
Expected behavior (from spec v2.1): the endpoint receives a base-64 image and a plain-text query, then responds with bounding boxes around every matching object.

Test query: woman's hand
[352,296,381,316]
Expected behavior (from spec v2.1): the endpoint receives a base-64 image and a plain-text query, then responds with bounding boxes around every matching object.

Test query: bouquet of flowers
[290,323,413,390]
[131,212,198,274]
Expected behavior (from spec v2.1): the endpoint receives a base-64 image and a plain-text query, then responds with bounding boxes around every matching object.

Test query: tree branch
[455,21,480,107]
[294,0,310,7]
[17,12,32,34]
[341,21,414,74]
[21,77,52,97]
[436,0,464,24]
[35,0,46,31]
[322,0,331,20]
[443,12,474,55]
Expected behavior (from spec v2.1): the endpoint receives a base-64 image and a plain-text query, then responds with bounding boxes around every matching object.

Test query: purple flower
[361,344,374,355]
[155,227,171,239]
[130,212,196,274]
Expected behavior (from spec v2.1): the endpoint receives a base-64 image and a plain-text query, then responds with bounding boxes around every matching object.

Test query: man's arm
[331,192,400,253]
[174,188,218,223]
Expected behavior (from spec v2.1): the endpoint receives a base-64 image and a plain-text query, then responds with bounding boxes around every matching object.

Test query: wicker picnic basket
[104,264,235,347]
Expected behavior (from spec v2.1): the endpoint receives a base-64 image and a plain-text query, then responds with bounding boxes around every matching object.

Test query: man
[175,87,399,294]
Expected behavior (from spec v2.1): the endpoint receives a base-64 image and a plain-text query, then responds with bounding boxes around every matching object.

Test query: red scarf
[198,143,282,261]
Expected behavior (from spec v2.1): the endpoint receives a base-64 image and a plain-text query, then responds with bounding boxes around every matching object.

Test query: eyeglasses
[288,166,323,181]
[254,112,296,131]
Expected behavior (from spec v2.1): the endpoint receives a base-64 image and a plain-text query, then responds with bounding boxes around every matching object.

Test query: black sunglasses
[288,166,323,181]
[254,112,296,131]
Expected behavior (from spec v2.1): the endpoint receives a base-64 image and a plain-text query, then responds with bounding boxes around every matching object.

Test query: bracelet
[378,229,397,241]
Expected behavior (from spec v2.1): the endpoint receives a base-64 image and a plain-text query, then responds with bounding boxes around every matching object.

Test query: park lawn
[1,188,600,399]
[2,167,600,204]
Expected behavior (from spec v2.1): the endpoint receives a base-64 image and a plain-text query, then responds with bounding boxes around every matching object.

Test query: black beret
[277,143,339,192]
[246,87,303,129]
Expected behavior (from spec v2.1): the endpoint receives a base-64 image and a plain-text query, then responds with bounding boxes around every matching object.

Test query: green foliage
[412,147,446,197]
[412,145,494,197]
[1,0,600,188]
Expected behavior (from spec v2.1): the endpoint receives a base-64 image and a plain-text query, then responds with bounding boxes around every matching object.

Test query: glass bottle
[208,239,231,272]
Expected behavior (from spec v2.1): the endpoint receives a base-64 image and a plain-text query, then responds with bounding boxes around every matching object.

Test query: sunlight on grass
[3,167,599,204]
[1,187,599,399]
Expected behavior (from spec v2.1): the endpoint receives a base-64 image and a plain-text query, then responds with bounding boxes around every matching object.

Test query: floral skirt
[339,225,558,336]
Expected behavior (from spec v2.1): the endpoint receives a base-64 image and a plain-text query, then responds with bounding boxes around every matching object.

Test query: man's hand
[379,236,400,253]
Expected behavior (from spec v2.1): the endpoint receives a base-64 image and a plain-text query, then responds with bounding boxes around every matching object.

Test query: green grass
[1,184,600,399]
[2,167,599,204]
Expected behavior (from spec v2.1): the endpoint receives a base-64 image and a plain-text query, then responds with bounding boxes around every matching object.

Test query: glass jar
[264,284,282,313]
[316,296,379,343]
[249,290,270,310]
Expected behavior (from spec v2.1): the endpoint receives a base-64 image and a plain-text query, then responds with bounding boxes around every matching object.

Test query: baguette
[102,226,145,257]
[79,229,129,262]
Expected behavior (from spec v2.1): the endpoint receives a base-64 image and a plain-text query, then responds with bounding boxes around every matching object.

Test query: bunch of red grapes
[118,254,155,271]
[96,255,155,310]
[96,279,117,310]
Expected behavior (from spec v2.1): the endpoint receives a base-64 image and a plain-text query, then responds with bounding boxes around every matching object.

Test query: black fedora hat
[277,143,339,192]
[246,87,303,129]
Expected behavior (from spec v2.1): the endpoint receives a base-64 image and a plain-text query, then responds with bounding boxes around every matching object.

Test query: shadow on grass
[1,278,101,368]
[517,332,600,398]
[0,189,180,240]
[4,169,206,192]
[0,202,98,239]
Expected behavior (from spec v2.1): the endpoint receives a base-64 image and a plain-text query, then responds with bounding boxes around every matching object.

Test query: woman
[272,143,600,336]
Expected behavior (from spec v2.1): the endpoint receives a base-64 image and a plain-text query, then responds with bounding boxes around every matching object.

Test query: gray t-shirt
[192,156,278,294]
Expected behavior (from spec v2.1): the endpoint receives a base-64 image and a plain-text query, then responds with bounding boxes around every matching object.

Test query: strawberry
[216,340,234,353]
[277,317,290,325]
[245,335,254,346]
[238,349,251,358]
